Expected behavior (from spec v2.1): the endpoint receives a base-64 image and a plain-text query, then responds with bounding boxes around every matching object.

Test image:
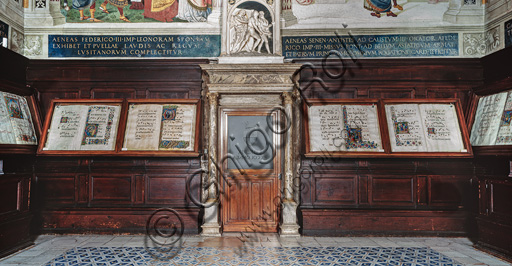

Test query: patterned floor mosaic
[44,246,464,266]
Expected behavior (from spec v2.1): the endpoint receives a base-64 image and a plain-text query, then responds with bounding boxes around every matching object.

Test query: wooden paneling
[296,57,481,236]
[37,174,76,203]
[314,176,357,205]
[0,47,35,258]
[371,176,414,205]
[91,175,132,203]
[28,60,205,234]
[428,175,467,207]
[302,209,469,236]
[146,175,187,204]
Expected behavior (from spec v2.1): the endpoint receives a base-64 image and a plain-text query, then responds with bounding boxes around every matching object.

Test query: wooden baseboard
[301,209,470,236]
[37,208,200,234]
[0,214,34,258]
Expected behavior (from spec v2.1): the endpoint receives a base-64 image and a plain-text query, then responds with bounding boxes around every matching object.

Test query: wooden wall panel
[29,59,206,234]
[314,176,357,205]
[0,47,34,258]
[90,175,132,203]
[37,175,76,203]
[370,176,414,206]
[296,57,482,236]
[0,180,19,215]
[146,175,187,204]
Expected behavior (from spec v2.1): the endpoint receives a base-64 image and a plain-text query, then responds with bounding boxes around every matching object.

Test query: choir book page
[158,104,196,151]
[419,104,465,152]
[470,92,507,146]
[45,105,88,150]
[0,92,37,145]
[308,105,343,151]
[386,104,427,152]
[0,92,17,144]
[308,104,383,152]
[495,91,512,145]
[79,105,121,151]
[123,104,163,150]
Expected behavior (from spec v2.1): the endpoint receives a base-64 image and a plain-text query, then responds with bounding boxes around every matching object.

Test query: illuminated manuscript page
[308,105,343,151]
[79,105,121,151]
[159,104,196,151]
[470,92,507,146]
[45,105,88,150]
[495,91,512,145]
[0,92,16,144]
[419,104,464,152]
[385,104,427,152]
[3,92,37,145]
[123,104,163,150]
[342,105,383,152]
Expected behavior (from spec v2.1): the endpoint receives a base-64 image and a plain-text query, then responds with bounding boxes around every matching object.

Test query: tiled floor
[0,234,510,265]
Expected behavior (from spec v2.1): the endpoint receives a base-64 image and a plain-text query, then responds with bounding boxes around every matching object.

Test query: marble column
[292,87,302,203]
[280,91,300,237]
[207,0,222,25]
[49,0,65,25]
[443,0,484,24]
[201,92,221,237]
[281,0,297,27]
[24,0,54,26]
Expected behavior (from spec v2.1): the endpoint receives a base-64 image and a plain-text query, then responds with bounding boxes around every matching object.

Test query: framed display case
[38,98,201,157]
[0,90,41,154]
[38,99,123,156]
[118,99,200,157]
[304,98,472,158]
[468,89,512,156]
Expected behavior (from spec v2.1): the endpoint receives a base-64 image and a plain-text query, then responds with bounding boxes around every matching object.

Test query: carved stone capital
[207,93,219,107]
[282,91,293,105]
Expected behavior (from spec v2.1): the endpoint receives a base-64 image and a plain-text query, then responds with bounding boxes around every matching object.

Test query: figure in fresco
[70,0,102,21]
[130,0,144,9]
[176,0,212,22]
[99,0,131,22]
[143,0,179,22]
[364,0,403,18]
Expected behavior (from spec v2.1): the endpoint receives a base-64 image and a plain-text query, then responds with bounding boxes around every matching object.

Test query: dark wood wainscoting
[33,157,201,234]
[300,159,476,235]
[28,59,206,234]
[295,58,482,236]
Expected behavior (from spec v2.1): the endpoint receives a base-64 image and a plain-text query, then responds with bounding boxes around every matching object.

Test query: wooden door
[220,109,281,232]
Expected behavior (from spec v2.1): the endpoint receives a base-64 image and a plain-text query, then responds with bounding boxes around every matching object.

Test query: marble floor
[0,234,510,265]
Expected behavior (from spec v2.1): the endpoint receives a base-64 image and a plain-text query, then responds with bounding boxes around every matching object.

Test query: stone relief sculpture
[24,35,42,56]
[11,29,24,55]
[229,8,272,54]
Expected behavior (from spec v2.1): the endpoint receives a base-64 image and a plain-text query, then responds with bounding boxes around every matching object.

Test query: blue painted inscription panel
[506,19,512,49]
[48,35,221,58]
[282,33,459,58]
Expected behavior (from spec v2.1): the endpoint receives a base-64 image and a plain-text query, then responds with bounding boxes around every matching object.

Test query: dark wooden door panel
[220,109,281,233]
[223,177,278,232]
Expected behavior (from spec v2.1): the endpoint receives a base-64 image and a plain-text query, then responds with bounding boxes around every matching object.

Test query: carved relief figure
[364,0,402,17]
[229,8,272,54]
[230,9,249,52]
[256,11,271,53]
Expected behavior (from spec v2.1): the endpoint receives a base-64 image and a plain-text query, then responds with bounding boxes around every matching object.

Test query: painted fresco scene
[290,0,459,28]
[61,0,211,22]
